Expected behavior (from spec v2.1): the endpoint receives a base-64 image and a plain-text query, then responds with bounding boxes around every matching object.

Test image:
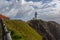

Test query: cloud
[0,0,60,23]
[36,0,60,23]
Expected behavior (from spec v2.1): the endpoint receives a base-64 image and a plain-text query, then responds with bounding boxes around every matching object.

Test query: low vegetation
[3,19,42,40]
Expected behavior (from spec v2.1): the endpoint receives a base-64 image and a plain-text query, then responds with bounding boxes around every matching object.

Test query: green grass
[3,19,43,40]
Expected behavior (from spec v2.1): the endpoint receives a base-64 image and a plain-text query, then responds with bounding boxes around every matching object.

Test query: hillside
[28,19,60,40]
[0,14,9,19]
[3,19,42,40]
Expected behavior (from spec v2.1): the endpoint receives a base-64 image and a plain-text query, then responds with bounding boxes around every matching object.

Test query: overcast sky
[0,0,60,23]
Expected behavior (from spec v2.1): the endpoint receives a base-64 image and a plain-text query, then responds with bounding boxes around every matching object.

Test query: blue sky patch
[6,0,10,1]
[25,0,52,3]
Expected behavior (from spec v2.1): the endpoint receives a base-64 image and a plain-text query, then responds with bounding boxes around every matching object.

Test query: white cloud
[7,8,17,17]
[0,0,60,23]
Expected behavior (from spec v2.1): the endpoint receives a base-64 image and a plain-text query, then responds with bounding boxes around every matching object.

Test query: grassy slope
[3,20,42,40]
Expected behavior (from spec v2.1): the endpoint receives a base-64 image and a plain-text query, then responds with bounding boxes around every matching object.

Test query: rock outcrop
[28,19,60,40]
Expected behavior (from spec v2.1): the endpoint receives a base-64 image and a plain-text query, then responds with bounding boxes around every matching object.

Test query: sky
[0,0,60,23]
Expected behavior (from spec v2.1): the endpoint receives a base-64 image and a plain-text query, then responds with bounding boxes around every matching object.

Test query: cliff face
[28,19,60,40]
[47,21,60,40]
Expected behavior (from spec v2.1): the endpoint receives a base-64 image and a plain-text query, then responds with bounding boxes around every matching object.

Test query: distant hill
[28,19,60,40]
[3,20,42,40]
[0,14,9,19]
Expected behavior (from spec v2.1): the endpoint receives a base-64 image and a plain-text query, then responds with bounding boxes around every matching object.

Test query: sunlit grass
[3,19,43,40]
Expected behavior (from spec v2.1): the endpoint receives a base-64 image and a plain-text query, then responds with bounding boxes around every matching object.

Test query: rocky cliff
[28,19,60,40]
